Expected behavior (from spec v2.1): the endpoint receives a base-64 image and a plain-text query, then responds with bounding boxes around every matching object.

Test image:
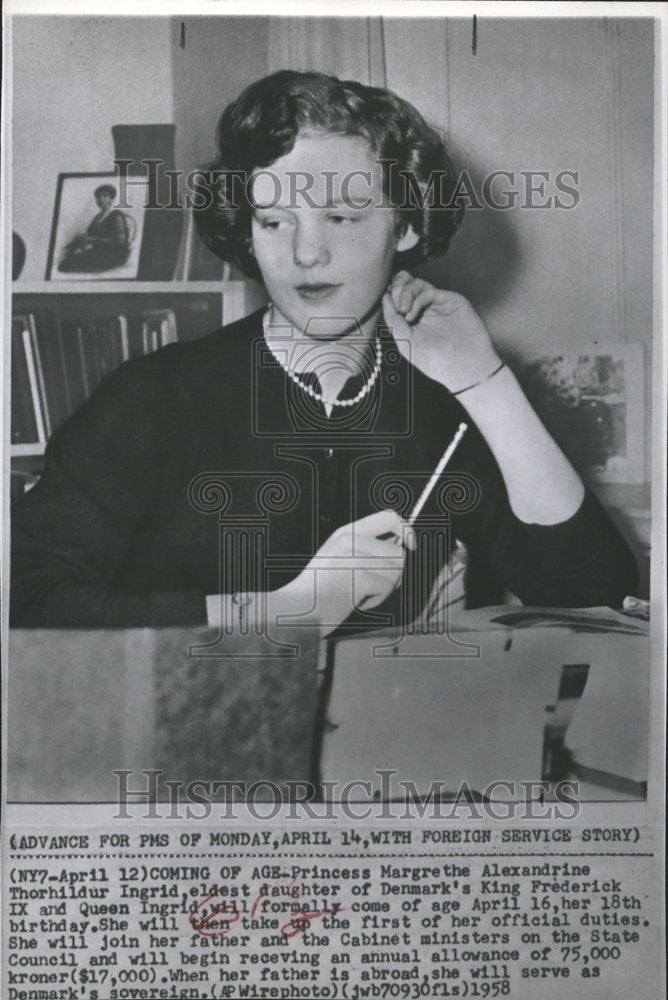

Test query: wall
[12,16,174,281]
[170,16,270,180]
[383,18,654,359]
[171,12,385,183]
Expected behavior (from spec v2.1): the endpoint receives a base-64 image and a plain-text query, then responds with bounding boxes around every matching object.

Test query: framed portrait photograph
[521,343,647,484]
[45,171,149,280]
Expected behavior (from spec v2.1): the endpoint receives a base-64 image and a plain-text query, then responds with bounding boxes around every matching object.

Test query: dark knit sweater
[10,308,638,628]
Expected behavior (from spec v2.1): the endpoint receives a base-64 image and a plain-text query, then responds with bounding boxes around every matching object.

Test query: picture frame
[45,171,149,281]
[521,343,647,485]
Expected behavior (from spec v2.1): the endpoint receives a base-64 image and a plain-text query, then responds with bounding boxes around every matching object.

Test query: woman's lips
[295,283,342,301]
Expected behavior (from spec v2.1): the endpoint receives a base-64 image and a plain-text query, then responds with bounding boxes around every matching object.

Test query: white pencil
[408,422,468,526]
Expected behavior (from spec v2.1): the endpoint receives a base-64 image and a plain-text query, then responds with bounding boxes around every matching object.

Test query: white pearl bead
[263,306,382,408]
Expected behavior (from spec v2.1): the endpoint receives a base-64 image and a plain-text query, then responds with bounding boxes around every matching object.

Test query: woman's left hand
[382,271,501,393]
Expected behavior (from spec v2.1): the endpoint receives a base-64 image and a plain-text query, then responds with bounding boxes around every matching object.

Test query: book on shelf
[11,316,39,444]
[11,314,47,445]
[64,322,91,410]
[10,302,212,449]
[32,313,74,431]
[26,314,51,439]
[80,314,129,388]
[140,308,178,353]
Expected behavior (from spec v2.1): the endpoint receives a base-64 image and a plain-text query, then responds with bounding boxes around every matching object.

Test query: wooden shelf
[11,443,46,458]
[12,278,268,331]
[13,280,239,295]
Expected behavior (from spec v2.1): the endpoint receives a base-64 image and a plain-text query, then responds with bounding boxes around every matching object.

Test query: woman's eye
[260,219,282,230]
[328,214,356,225]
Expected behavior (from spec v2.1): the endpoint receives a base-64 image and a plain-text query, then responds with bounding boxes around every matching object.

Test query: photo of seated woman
[57,183,134,274]
[10,69,639,637]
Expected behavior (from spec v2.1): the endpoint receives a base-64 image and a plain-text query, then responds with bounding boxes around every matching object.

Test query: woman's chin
[273,312,363,340]
[269,299,382,341]
[302,307,382,340]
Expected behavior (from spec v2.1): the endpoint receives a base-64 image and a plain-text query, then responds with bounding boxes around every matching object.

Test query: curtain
[267,16,386,86]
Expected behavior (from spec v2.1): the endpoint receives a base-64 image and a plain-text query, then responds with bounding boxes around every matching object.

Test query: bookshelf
[10,278,268,476]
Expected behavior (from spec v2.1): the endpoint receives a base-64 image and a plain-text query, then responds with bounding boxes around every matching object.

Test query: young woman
[11,70,637,633]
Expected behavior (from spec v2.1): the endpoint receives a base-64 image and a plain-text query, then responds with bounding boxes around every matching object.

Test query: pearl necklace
[262,307,382,408]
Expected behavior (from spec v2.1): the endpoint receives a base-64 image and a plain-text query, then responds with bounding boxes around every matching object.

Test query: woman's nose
[293,224,331,268]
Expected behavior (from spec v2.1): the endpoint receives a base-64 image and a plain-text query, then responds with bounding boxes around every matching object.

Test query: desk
[7,627,321,802]
[320,618,649,801]
[7,613,649,803]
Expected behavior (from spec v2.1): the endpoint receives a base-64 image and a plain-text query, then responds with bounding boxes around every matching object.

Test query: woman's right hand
[277,510,415,636]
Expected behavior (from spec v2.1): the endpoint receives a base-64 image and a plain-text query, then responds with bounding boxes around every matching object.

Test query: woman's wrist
[205,575,324,635]
[452,360,507,398]
[450,358,517,413]
[271,575,332,635]
[435,348,503,396]
[451,364,585,524]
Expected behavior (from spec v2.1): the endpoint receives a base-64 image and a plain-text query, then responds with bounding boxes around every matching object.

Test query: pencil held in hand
[408,422,468,526]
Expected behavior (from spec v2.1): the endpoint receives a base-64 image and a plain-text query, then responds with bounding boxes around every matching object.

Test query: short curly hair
[193,70,464,281]
[94,184,117,200]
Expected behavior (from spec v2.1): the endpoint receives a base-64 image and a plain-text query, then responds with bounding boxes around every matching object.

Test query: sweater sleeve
[452,423,639,609]
[10,355,209,628]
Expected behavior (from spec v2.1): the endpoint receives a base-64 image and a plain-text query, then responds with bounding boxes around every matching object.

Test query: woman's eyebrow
[252,204,295,215]
[252,196,370,214]
[320,196,373,211]
[252,201,357,213]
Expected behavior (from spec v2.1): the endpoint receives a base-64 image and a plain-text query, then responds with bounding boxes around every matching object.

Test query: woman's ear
[396,224,419,252]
